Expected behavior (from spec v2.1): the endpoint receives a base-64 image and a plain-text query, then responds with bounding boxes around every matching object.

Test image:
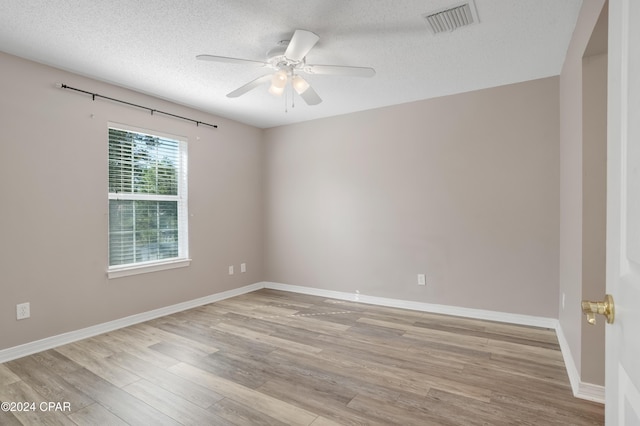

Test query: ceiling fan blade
[284,30,319,61]
[196,54,267,67]
[227,74,272,98]
[304,64,376,77]
[299,85,322,105]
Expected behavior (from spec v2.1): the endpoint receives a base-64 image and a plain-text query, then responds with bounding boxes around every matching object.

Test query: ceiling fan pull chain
[291,84,296,109]
[284,87,288,113]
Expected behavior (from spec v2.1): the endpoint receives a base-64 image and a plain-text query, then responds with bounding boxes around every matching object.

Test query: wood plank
[209,397,288,426]
[0,411,22,426]
[347,393,458,426]
[309,416,347,426]
[0,380,77,426]
[190,351,271,390]
[147,341,212,364]
[67,403,129,426]
[128,322,220,354]
[117,345,182,370]
[122,379,228,425]
[107,351,224,409]
[260,310,353,335]
[28,350,84,376]
[168,362,319,425]
[257,378,383,426]
[54,344,140,388]
[155,321,276,356]
[4,355,95,413]
[62,367,181,426]
[210,321,322,355]
[0,363,21,386]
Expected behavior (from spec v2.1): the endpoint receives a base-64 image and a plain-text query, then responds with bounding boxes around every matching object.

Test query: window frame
[107,122,190,279]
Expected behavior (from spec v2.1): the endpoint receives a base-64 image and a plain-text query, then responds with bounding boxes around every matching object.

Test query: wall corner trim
[555,324,605,404]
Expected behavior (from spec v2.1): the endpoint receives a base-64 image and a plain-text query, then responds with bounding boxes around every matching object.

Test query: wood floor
[0,289,604,425]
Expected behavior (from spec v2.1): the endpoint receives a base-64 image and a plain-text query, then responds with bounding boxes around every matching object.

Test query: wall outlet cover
[418,274,426,286]
[17,302,30,320]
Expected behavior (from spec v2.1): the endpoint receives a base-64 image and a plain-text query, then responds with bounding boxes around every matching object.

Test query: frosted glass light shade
[292,75,310,94]
[271,70,288,89]
[268,84,284,96]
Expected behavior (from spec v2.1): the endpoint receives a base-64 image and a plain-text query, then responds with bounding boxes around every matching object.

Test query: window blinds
[108,126,188,268]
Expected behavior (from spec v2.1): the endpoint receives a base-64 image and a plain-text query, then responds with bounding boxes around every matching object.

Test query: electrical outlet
[228,265,234,275]
[17,302,30,320]
[417,274,426,286]
[240,263,246,273]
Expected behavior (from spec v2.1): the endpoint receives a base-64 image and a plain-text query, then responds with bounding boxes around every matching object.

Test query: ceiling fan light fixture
[268,84,284,96]
[271,70,288,89]
[292,75,310,94]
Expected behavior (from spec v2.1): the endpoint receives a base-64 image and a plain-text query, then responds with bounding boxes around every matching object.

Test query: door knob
[581,294,615,325]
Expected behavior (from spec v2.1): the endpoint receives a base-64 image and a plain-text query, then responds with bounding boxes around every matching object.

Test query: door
[606,0,640,424]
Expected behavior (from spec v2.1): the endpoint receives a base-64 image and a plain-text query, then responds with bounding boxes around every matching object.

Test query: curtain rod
[56,83,218,129]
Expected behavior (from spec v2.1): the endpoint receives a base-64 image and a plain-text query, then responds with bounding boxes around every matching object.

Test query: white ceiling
[0,0,582,129]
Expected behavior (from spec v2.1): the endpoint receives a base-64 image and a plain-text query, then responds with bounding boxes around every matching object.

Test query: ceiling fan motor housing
[266,40,304,71]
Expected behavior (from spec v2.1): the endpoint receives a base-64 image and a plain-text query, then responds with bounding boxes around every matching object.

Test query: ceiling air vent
[422,1,479,34]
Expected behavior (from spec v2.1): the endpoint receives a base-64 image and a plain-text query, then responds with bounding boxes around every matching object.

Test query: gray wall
[581,52,607,386]
[0,52,264,350]
[558,0,607,387]
[263,77,561,318]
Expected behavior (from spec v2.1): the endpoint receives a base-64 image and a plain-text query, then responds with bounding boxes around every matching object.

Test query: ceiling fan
[196,29,376,106]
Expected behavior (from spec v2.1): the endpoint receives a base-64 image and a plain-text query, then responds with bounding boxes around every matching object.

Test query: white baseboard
[577,382,605,404]
[0,282,262,364]
[555,324,582,394]
[554,324,605,404]
[263,281,557,328]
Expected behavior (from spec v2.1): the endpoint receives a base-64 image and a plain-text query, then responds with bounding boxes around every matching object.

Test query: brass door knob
[581,294,615,325]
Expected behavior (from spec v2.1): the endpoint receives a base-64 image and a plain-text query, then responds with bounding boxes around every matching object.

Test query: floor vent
[423,1,479,34]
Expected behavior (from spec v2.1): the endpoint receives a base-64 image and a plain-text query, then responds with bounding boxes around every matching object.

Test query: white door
[606,0,640,424]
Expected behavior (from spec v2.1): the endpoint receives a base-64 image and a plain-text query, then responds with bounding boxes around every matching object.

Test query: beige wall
[0,52,264,351]
[558,0,606,387]
[263,77,560,317]
[581,52,607,386]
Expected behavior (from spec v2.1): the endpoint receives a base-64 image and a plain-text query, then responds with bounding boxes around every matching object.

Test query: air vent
[423,1,479,34]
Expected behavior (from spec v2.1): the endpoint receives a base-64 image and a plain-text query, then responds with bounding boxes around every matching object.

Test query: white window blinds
[108,125,188,270]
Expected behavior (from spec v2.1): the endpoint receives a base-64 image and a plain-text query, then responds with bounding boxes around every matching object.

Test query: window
[108,124,189,278]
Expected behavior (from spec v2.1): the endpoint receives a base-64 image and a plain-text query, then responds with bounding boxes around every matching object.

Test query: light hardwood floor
[0,289,604,425]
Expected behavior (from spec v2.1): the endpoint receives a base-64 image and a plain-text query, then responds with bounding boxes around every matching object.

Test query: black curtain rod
[56,83,218,129]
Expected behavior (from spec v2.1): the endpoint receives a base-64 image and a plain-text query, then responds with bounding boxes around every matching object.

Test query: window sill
[107,258,191,279]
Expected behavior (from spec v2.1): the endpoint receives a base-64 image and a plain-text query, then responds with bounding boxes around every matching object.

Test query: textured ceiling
[0,0,583,128]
